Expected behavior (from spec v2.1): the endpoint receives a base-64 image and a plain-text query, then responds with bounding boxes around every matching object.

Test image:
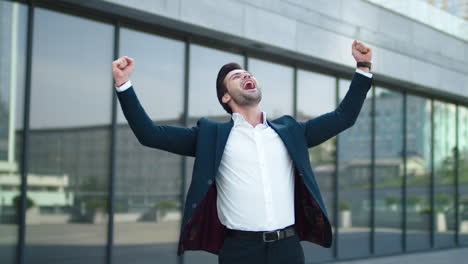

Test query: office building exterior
[0,0,467,263]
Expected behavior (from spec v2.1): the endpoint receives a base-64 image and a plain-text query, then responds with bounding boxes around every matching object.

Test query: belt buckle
[263,230,280,242]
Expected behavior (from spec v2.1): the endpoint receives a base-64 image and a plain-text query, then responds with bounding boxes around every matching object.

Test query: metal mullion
[293,66,298,119]
[370,85,376,255]
[333,76,340,259]
[179,39,190,264]
[106,21,120,264]
[430,99,435,248]
[181,40,190,206]
[17,2,34,264]
[455,105,460,245]
[402,92,407,252]
[243,52,248,71]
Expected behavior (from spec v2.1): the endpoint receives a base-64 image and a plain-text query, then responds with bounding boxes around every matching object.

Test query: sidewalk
[327,247,468,264]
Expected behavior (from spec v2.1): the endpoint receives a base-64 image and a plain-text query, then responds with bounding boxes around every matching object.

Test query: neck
[232,106,263,127]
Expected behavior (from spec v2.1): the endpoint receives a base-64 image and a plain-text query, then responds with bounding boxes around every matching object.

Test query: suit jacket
[116,72,373,256]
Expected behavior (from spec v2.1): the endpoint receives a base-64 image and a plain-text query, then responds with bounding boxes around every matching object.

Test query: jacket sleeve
[116,86,198,157]
[298,72,372,148]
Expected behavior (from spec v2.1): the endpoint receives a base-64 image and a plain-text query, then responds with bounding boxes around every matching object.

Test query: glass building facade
[0,1,467,263]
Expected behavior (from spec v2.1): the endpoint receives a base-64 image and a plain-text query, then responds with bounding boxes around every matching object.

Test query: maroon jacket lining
[177,171,331,255]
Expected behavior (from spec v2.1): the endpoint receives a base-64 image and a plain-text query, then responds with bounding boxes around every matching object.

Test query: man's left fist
[352,40,372,62]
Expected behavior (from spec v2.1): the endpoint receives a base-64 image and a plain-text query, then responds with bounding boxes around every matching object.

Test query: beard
[229,87,262,107]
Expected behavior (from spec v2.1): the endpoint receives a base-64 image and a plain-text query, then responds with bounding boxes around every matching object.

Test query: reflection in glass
[337,79,372,258]
[247,58,293,118]
[189,44,243,120]
[459,106,468,245]
[114,28,185,264]
[27,8,113,263]
[0,2,27,263]
[374,88,403,255]
[405,95,431,251]
[186,45,243,264]
[433,101,456,248]
[297,70,335,262]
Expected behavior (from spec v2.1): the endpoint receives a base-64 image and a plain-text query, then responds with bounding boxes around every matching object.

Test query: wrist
[356,61,372,72]
[115,80,128,87]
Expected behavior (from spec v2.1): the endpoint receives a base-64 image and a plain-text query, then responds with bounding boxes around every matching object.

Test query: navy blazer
[116,72,373,255]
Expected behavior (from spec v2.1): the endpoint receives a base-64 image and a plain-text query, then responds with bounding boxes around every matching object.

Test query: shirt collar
[232,112,268,128]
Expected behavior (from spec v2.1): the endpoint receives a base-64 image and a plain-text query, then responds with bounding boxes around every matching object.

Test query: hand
[112,56,135,86]
[352,40,372,62]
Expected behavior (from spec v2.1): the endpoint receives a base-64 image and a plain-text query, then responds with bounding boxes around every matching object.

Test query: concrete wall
[101,0,468,98]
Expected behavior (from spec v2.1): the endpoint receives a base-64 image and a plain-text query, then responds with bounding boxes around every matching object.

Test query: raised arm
[113,56,198,156]
[299,40,373,148]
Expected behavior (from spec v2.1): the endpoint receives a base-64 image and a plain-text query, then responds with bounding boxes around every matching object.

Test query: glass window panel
[186,45,243,264]
[433,101,457,248]
[374,87,403,255]
[337,79,372,258]
[459,106,468,245]
[0,2,28,263]
[297,70,336,262]
[405,95,431,251]
[188,44,243,120]
[114,28,185,264]
[27,8,113,263]
[116,29,184,123]
[247,58,293,118]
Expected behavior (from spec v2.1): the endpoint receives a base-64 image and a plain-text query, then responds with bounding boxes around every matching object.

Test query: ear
[222,93,231,104]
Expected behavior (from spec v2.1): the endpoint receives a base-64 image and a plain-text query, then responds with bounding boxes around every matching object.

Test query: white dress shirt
[216,112,296,231]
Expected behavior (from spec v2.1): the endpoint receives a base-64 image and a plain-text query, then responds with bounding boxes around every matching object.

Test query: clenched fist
[352,40,372,63]
[112,56,135,87]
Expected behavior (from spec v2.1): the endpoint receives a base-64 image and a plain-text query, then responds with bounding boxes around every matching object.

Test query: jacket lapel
[268,121,299,164]
[214,120,233,175]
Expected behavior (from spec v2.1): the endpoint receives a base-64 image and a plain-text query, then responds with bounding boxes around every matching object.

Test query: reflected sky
[30,8,113,129]
[117,28,184,122]
[248,58,293,118]
[297,70,335,118]
[189,44,243,118]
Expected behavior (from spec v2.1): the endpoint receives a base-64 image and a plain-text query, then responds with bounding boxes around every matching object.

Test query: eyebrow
[230,71,251,79]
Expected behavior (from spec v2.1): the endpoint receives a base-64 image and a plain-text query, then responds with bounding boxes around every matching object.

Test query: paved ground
[328,247,468,264]
[2,222,468,264]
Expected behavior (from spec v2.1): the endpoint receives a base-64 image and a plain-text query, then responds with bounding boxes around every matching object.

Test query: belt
[226,225,296,243]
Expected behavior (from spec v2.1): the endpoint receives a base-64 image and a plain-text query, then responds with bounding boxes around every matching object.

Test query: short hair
[216,62,242,114]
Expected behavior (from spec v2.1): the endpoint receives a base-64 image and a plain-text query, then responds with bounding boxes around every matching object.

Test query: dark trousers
[218,234,305,264]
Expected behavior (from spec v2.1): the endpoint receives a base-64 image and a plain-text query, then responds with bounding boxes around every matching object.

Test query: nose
[243,72,251,79]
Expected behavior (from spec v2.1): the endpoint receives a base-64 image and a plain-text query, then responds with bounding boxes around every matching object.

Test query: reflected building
[0,166,73,224]
[338,91,465,186]
[0,0,467,264]
[25,122,182,221]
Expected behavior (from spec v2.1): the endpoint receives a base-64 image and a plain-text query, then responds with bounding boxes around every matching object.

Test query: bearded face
[223,69,262,108]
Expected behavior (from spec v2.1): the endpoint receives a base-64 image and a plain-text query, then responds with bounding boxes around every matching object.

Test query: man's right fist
[112,56,135,87]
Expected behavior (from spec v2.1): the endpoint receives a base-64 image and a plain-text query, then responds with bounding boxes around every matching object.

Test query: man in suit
[112,40,373,264]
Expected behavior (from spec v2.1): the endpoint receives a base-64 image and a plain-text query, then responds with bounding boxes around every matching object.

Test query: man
[112,40,373,264]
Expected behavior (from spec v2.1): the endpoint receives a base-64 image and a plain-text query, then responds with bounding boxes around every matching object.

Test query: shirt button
[192,203,197,209]
[207,179,213,185]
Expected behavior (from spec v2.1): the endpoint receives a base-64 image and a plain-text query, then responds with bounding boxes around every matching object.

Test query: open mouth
[242,79,256,90]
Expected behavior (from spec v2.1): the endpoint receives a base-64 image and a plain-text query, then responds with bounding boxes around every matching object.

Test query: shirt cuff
[115,80,132,92]
[355,69,373,78]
